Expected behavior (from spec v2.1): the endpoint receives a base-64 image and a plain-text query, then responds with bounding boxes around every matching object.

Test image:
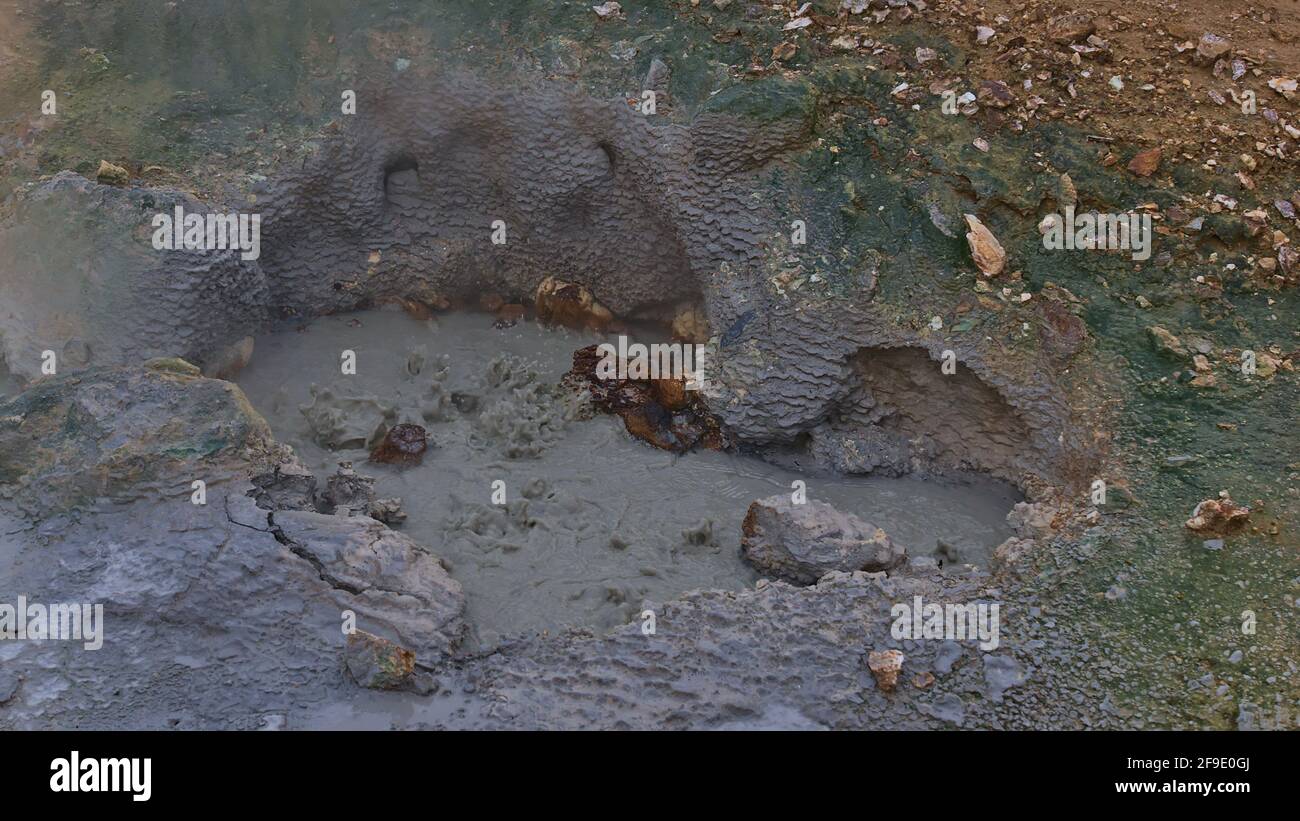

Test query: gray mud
[238,309,1019,644]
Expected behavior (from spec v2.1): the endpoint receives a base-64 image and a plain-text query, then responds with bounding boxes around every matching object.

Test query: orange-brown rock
[535,276,613,331]
[562,344,728,453]
[867,649,904,693]
[649,375,687,410]
[963,214,1006,277]
[1128,147,1162,177]
[1185,494,1250,533]
[369,423,428,465]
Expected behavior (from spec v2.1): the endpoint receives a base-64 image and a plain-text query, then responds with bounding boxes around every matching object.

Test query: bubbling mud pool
[238,309,1020,645]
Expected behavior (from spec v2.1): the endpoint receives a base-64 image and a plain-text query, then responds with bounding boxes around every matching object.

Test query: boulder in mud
[562,343,728,453]
[0,360,275,516]
[273,509,465,654]
[741,495,906,585]
[367,497,408,526]
[344,630,416,690]
[369,422,429,465]
[535,276,613,331]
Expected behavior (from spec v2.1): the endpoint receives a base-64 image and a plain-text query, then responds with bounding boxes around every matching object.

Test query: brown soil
[802,0,1300,199]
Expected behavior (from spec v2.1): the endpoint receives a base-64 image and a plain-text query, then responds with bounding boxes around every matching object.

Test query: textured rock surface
[270,509,465,655]
[741,495,906,584]
[0,489,463,729]
[255,73,715,321]
[0,360,277,516]
[0,173,268,382]
[437,568,1040,730]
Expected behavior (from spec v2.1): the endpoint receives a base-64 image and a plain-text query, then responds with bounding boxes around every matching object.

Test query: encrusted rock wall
[0,71,1099,491]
